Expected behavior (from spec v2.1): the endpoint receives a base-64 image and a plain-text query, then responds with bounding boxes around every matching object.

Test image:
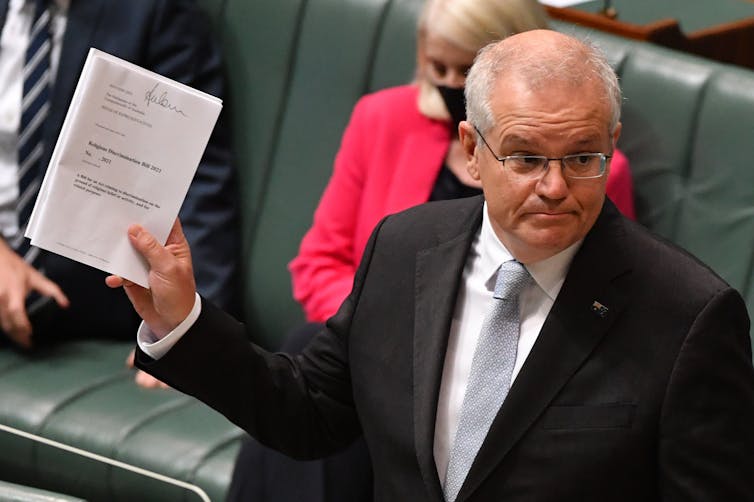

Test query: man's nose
[535,160,570,199]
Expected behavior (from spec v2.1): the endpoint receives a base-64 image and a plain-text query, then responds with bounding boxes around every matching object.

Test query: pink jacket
[289,85,635,322]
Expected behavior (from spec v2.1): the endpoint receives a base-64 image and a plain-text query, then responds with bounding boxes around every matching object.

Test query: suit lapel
[413,199,483,501]
[456,201,633,501]
[43,0,106,170]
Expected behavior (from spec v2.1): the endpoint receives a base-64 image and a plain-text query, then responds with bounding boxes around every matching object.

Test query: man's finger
[165,218,186,247]
[106,275,137,289]
[135,369,171,389]
[122,281,154,317]
[105,275,124,288]
[128,225,173,272]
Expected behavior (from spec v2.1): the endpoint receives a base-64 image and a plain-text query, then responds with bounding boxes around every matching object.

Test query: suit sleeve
[135,214,391,460]
[659,287,754,500]
[145,0,240,313]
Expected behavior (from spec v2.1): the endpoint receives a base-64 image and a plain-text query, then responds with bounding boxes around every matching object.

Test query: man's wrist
[138,293,202,359]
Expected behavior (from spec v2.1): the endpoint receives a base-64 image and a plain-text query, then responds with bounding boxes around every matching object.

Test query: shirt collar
[479,201,582,300]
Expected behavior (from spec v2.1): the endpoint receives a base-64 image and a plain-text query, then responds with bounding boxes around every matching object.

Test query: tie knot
[493,260,530,300]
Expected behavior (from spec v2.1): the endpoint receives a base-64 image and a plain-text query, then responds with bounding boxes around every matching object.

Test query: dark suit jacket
[0,0,239,339]
[138,197,754,501]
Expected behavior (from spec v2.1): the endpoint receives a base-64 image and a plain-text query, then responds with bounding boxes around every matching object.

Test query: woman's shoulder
[359,84,419,106]
[351,84,442,134]
[354,85,421,119]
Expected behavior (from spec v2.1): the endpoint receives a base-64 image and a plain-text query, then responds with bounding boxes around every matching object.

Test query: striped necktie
[443,260,531,502]
[12,0,51,265]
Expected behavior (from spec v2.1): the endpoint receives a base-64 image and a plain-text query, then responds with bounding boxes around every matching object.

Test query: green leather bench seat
[217,0,422,348]
[0,341,242,501]
[2,0,754,499]
[0,480,85,501]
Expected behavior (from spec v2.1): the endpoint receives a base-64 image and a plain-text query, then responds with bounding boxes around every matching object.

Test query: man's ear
[612,122,622,150]
[606,121,622,178]
[459,121,481,181]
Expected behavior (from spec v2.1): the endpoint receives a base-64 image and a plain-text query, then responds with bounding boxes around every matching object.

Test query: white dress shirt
[0,0,68,237]
[433,203,581,484]
[137,202,581,485]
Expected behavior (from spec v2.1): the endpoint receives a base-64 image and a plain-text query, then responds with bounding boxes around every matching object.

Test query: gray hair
[465,33,622,136]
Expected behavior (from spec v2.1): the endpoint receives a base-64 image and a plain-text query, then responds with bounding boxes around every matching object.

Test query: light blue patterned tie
[11,0,51,265]
[443,260,531,502]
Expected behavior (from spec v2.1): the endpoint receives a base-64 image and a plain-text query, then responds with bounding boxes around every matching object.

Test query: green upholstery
[223,0,424,348]
[0,341,242,501]
[0,480,85,501]
[2,0,754,500]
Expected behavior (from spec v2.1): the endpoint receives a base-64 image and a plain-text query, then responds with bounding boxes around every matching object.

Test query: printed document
[26,49,222,287]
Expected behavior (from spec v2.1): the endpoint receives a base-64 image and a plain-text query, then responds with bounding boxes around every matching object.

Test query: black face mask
[437,85,467,134]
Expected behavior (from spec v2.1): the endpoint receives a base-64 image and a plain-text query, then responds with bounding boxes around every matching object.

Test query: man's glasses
[473,125,610,180]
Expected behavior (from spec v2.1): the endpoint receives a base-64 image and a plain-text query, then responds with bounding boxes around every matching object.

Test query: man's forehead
[490,74,609,120]
[495,70,590,97]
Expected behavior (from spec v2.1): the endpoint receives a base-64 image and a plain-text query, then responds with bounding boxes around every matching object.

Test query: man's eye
[573,154,593,165]
[521,156,541,165]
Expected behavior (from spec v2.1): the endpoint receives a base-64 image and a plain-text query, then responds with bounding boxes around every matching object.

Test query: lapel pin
[591,300,609,318]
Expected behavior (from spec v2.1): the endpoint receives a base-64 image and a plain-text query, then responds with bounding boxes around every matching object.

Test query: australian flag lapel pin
[591,300,609,318]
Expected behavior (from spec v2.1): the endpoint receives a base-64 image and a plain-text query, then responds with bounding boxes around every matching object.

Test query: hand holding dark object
[0,239,69,348]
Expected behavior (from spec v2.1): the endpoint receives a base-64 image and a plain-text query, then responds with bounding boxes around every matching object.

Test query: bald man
[111,31,754,501]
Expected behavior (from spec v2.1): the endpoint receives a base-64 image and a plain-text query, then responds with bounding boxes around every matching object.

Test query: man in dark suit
[0,0,238,354]
[111,30,754,500]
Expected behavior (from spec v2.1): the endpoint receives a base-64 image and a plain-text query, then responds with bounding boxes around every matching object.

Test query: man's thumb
[128,225,169,270]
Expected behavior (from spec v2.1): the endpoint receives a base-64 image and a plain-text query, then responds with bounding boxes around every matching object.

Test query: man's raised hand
[106,219,196,338]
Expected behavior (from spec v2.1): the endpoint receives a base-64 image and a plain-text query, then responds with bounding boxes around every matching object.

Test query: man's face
[461,76,620,263]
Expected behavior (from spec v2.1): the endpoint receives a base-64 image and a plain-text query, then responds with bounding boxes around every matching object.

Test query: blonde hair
[416,0,549,119]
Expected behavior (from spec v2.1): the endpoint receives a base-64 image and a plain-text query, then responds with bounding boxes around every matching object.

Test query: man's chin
[516,228,580,260]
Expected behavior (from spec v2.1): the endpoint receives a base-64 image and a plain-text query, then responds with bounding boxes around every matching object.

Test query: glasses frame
[473,125,611,180]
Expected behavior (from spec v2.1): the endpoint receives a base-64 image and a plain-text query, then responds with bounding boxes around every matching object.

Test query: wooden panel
[546,6,754,68]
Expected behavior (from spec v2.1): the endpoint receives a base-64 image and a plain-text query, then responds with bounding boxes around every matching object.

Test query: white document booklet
[26,48,222,287]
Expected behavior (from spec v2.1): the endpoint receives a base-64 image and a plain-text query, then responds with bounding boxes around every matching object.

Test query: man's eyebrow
[500,134,603,149]
[500,134,537,148]
[571,135,603,146]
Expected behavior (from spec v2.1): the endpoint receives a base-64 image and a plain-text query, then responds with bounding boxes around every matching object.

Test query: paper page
[26,49,221,287]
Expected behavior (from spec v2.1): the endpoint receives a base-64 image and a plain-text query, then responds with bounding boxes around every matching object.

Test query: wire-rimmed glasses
[473,125,611,180]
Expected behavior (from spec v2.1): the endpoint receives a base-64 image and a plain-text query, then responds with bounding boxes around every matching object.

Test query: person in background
[0,0,239,387]
[116,29,754,502]
[229,0,632,500]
